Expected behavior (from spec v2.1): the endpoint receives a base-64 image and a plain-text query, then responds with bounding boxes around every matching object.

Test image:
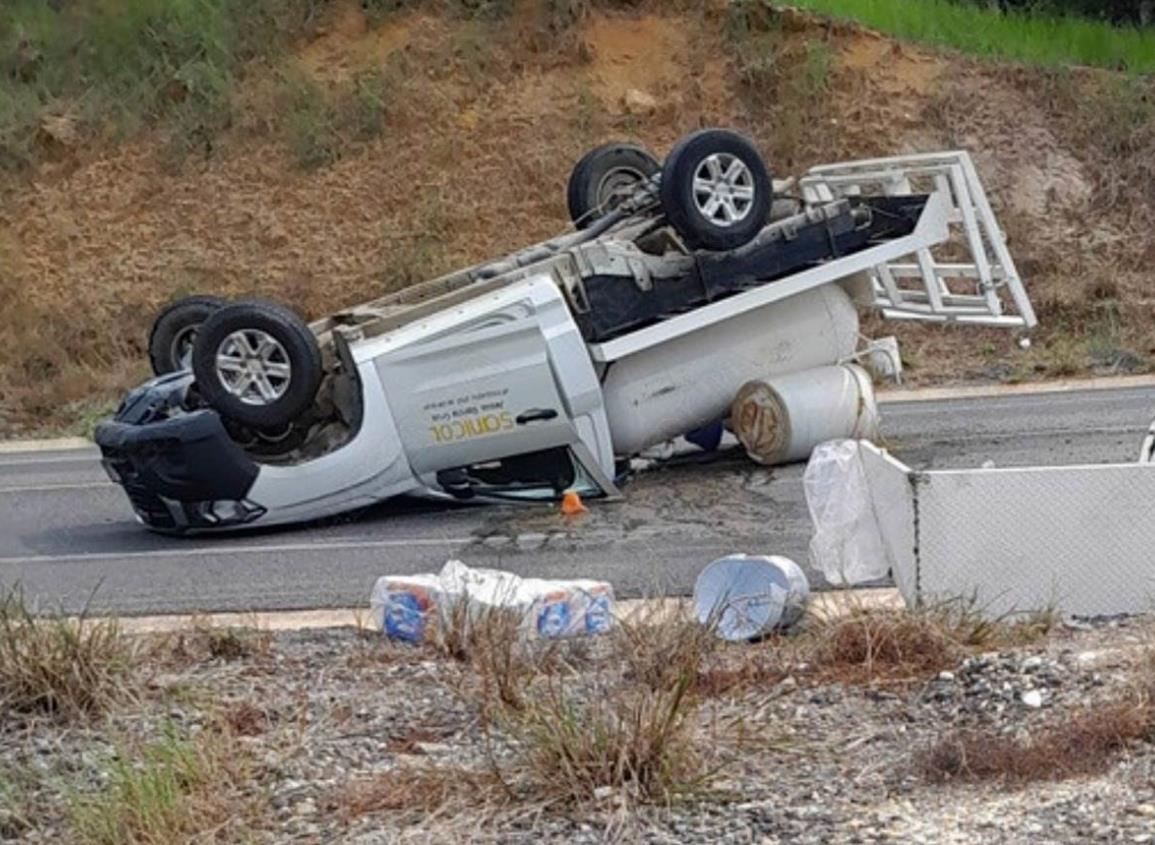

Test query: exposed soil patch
[840,29,946,98]
[299,3,415,82]
[585,12,691,109]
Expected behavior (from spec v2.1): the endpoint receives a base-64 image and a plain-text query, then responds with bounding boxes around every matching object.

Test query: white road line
[0,453,100,467]
[0,537,475,566]
[883,394,1143,415]
[877,374,1155,404]
[0,482,114,494]
[0,524,704,567]
[0,437,92,454]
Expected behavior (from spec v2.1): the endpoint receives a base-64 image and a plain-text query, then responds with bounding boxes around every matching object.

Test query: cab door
[376,300,577,479]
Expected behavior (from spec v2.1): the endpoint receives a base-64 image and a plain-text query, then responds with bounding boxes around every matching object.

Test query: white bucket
[693,554,810,641]
[731,363,879,466]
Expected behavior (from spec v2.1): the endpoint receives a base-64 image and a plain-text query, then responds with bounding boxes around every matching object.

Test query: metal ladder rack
[800,151,1036,329]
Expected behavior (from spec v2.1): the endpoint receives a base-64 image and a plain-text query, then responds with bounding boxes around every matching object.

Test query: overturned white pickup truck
[95,129,1036,532]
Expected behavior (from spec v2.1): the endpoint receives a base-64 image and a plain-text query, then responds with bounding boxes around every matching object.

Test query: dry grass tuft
[613,602,791,699]
[507,673,703,805]
[339,768,452,817]
[203,626,269,661]
[918,698,1153,785]
[924,600,1059,651]
[693,649,787,698]
[810,607,961,681]
[993,607,1061,648]
[801,599,1061,684]
[0,765,35,839]
[434,600,520,661]
[337,766,504,820]
[0,590,137,726]
[368,599,725,810]
[435,602,542,712]
[614,603,716,692]
[216,700,270,737]
[480,603,717,807]
[160,618,273,665]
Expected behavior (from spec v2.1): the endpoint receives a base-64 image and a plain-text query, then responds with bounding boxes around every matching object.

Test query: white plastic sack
[370,560,614,643]
[803,440,890,585]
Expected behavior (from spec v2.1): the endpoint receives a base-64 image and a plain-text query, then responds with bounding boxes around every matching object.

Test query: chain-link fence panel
[913,461,1155,617]
[808,442,1155,618]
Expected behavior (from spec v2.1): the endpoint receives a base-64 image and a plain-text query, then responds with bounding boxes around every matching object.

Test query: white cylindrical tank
[602,285,859,456]
[731,364,879,466]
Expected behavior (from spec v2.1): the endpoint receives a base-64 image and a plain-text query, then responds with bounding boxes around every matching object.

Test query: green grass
[0,766,34,840]
[275,66,393,169]
[0,0,326,171]
[0,0,391,170]
[780,0,1155,73]
[70,726,256,845]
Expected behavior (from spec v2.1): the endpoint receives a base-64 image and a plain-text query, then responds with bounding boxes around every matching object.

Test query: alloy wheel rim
[692,153,755,227]
[215,329,292,406]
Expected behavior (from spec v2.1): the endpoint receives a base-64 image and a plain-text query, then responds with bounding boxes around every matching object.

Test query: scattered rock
[772,675,799,698]
[621,88,659,116]
[37,114,79,151]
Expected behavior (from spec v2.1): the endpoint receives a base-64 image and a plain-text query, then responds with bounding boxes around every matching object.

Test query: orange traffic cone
[560,490,588,517]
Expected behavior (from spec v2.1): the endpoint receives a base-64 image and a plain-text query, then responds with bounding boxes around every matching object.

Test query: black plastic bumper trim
[94,410,259,505]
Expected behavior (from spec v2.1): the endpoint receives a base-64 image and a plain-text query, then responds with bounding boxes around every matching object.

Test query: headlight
[190,499,265,527]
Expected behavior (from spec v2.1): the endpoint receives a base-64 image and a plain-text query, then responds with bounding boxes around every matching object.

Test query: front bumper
[95,408,262,533]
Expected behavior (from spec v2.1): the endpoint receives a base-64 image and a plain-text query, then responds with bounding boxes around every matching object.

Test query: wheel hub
[215,329,292,406]
[596,167,647,214]
[692,153,755,228]
[171,326,199,371]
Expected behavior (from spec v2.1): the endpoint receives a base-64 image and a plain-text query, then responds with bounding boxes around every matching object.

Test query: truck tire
[191,299,323,429]
[660,129,772,251]
[567,142,660,228]
[148,295,227,375]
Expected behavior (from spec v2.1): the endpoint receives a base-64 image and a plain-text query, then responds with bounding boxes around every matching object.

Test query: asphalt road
[1,384,1152,616]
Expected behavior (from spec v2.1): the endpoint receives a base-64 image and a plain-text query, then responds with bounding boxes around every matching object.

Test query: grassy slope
[1,0,1155,435]
[784,0,1155,72]
[0,0,328,169]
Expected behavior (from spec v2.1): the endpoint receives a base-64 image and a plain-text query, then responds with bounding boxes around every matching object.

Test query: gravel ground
[3,614,1155,844]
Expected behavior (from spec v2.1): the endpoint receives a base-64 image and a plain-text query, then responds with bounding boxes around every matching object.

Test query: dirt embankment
[1,0,1153,435]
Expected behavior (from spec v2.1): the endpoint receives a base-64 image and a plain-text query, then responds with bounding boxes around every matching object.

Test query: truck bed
[573,196,929,342]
